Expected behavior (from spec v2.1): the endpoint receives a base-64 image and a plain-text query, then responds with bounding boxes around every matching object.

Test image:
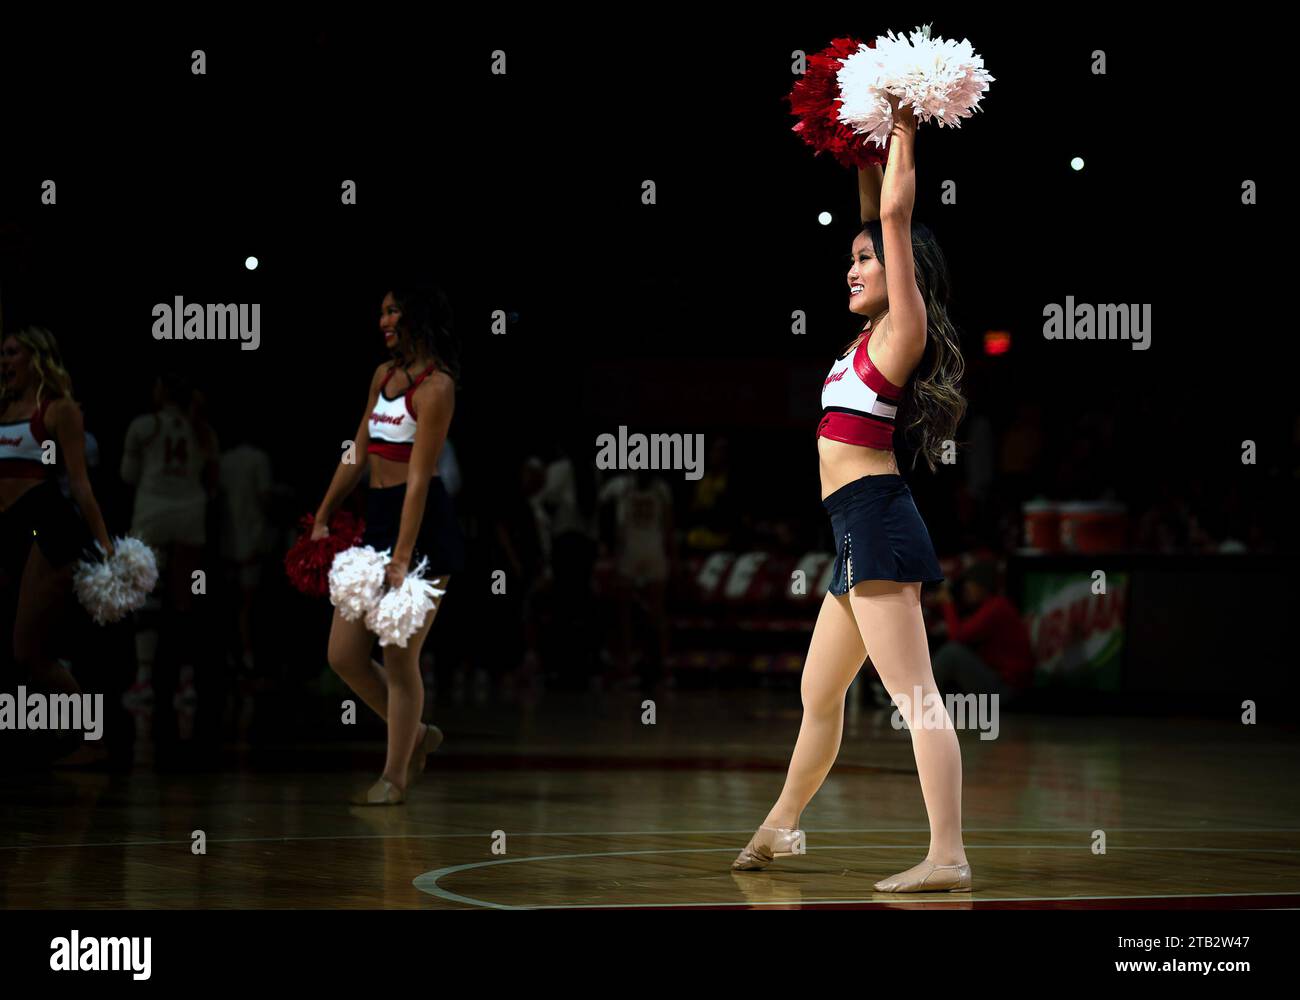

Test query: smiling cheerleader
[735,28,990,889]
[313,283,465,805]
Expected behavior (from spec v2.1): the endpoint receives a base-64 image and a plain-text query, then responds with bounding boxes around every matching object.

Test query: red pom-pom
[283,510,365,598]
[786,37,890,170]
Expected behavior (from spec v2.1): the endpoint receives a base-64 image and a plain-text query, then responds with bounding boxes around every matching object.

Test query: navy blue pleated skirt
[362,478,465,575]
[822,474,944,595]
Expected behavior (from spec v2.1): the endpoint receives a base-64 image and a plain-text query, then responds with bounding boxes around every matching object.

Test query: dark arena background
[0,11,1293,983]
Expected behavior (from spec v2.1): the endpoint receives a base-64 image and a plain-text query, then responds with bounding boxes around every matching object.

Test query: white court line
[411,844,1300,910]
[3,827,1299,852]
[417,891,1300,911]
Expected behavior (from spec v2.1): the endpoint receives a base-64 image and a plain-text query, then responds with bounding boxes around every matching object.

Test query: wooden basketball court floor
[3,687,1299,909]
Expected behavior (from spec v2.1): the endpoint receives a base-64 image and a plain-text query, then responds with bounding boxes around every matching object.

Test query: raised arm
[858,163,884,223]
[313,363,388,530]
[877,99,927,370]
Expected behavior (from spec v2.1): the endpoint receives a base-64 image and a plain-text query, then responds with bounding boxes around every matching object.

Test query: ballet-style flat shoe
[731,825,806,871]
[352,777,406,806]
[405,724,444,786]
[873,860,971,893]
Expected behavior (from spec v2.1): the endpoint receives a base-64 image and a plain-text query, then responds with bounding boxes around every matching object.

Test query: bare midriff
[819,437,899,501]
[368,452,443,489]
[0,478,40,512]
[369,453,412,489]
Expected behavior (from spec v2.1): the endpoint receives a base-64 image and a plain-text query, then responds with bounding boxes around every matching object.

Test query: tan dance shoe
[731,825,807,871]
[405,723,444,787]
[353,777,406,806]
[873,860,971,892]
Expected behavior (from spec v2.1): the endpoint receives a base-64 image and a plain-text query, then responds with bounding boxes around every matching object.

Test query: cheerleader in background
[314,283,465,804]
[0,326,113,698]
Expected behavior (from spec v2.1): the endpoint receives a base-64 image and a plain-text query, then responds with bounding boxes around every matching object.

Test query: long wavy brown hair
[387,282,462,387]
[0,325,74,408]
[849,219,967,473]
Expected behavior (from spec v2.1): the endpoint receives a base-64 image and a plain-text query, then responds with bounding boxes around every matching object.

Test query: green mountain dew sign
[1021,570,1127,689]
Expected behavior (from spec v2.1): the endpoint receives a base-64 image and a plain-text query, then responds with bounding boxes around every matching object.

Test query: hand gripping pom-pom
[73,536,160,625]
[365,557,448,648]
[327,545,389,622]
[836,24,994,148]
[285,510,366,598]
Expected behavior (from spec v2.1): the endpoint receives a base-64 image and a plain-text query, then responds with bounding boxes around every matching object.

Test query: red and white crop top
[367,363,438,462]
[816,326,905,452]
[0,397,56,479]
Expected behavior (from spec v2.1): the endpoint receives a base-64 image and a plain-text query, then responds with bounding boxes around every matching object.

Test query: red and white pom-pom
[836,23,994,148]
[786,36,890,170]
[365,556,447,648]
[327,545,388,622]
[72,536,160,625]
[284,509,365,598]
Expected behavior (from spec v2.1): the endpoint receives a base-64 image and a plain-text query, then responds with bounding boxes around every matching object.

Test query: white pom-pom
[328,545,389,622]
[112,537,160,592]
[365,556,447,648]
[73,536,160,625]
[837,23,994,147]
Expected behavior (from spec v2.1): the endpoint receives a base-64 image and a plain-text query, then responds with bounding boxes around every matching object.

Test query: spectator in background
[685,436,733,552]
[538,433,600,576]
[120,372,219,742]
[191,387,221,544]
[535,432,602,688]
[931,560,1033,702]
[600,469,677,690]
[492,456,547,694]
[218,416,273,692]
